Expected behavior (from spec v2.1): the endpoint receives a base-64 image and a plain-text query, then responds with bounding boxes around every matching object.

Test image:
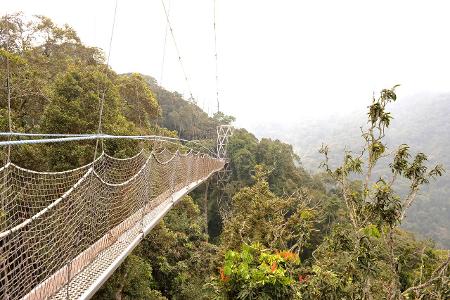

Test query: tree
[118,73,160,130]
[93,254,166,300]
[39,65,138,170]
[221,165,319,255]
[310,86,449,299]
[141,196,219,299]
[212,111,235,126]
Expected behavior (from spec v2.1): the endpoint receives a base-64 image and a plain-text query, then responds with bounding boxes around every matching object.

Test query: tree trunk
[203,179,210,241]
[115,282,124,300]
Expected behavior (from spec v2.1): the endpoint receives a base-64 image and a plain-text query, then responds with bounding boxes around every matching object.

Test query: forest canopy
[0,14,448,300]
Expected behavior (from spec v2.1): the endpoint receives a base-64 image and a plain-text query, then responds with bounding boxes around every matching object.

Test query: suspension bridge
[0,133,227,300]
[1,0,232,298]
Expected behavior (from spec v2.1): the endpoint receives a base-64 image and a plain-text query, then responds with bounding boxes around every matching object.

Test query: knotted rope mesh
[0,148,224,300]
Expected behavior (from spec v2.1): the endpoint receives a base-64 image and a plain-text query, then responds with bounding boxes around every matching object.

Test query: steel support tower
[216,125,233,218]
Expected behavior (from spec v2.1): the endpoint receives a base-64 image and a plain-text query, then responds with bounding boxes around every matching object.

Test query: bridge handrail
[0,132,218,158]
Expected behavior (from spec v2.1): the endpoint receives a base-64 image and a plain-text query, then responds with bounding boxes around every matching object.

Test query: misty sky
[4,0,450,129]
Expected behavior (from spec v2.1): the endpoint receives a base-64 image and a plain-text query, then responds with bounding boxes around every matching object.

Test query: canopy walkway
[0,1,230,297]
[0,145,224,299]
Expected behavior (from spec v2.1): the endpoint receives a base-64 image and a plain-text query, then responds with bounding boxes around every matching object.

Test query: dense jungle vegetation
[254,95,450,249]
[0,14,448,299]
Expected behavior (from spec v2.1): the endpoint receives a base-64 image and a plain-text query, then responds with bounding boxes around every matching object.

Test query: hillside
[252,93,450,248]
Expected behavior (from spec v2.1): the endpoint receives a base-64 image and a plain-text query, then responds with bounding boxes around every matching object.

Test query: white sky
[4,0,450,129]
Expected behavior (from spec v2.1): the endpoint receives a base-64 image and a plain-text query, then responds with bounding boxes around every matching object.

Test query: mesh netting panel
[0,163,92,233]
[0,149,224,300]
[0,168,92,299]
[94,150,149,184]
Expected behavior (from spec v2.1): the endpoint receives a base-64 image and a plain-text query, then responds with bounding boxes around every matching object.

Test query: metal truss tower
[216,125,233,218]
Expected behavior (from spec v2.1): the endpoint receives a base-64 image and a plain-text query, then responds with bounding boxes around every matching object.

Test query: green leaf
[223,263,232,276]
[363,224,381,238]
[300,209,314,220]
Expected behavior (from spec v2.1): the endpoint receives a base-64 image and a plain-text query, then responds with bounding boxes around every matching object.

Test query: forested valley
[1,14,449,299]
[253,95,450,249]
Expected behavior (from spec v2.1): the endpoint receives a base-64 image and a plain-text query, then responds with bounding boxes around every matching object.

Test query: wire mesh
[0,149,224,300]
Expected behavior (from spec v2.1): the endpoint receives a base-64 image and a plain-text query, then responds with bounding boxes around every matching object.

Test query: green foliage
[226,129,326,197]
[221,165,320,253]
[214,243,301,299]
[266,94,450,248]
[218,87,449,299]
[118,73,160,129]
[143,75,235,140]
[362,224,381,239]
[320,86,444,230]
[213,111,236,125]
[139,196,219,299]
[93,254,166,300]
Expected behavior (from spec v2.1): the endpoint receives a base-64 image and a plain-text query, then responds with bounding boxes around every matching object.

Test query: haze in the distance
[4,0,450,128]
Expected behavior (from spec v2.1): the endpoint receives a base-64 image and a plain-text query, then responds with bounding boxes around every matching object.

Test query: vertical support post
[1,50,13,299]
[194,153,200,181]
[66,262,71,300]
[169,152,178,203]
[1,167,10,300]
[186,153,193,186]
[2,56,13,299]
[216,125,233,159]
[141,157,152,235]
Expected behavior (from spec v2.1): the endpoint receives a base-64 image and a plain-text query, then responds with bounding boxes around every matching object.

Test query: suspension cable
[2,13,13,164]
[6,55,12,163]
[213,0,220,113]
[160,0,171,85]
[93,0,118,160]
[159,0,194,102]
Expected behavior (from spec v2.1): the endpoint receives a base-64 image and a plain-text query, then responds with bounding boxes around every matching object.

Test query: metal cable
[0,132,218,157]
[213,0,220,113]
[93,0,119,160]
[160,0,194,101]
[5,57,12,162]
[160,0,171,85]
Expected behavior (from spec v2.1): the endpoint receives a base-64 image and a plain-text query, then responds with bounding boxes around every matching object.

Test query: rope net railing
[0,148,224,300]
